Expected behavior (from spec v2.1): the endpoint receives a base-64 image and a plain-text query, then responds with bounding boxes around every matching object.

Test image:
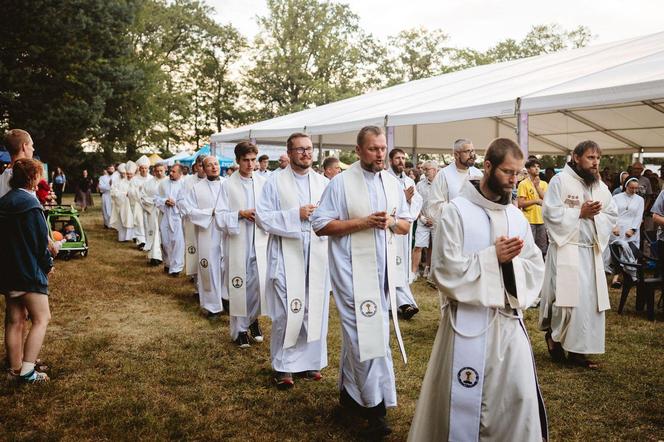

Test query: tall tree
[245,0,374,119]
[0,0,139,167]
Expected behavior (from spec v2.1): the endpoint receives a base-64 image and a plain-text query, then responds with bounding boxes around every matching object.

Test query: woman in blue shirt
[0,158,53,383]
[51,166,66,205]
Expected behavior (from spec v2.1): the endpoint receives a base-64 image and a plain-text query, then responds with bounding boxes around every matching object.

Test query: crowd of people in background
[4,125,664,440]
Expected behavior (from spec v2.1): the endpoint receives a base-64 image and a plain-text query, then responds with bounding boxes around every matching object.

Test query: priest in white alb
[179,156,207,284]
[539,140,617,369]
[97,164,114,228]
[387,148,422,319]
[182,156,225,318]
[156,164,186,277]
[427,138,483,220]
[140,162,167,266]
[312,126,411,438]
[256,133,330,389]
[216,142,268,348]
[128,156,150,249]
[109,163,134,242]
[408,138,548,442]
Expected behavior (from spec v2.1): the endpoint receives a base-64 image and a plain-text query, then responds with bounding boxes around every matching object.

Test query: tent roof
[211,31,664,155]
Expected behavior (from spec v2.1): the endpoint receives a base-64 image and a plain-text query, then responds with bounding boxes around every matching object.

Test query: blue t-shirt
[54,174,65,184]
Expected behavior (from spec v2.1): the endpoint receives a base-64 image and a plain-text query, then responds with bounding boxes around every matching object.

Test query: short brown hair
[258,154,269,162]
[4,129,31,156]
[572,140,601,159]
[9,158,43,189]
[356,126,384,147]
[323,157,339,169]
[484,138,523,167]
[286,132,310,150]
[234,141,258,161]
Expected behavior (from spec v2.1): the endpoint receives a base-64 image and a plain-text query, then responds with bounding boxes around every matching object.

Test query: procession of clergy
[99,126,615,441]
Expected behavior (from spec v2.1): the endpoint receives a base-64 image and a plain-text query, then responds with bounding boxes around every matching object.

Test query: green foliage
[245,0,375,119]
[0,0,139,167]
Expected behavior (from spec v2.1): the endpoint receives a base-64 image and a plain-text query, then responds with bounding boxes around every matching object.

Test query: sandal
[567,353,599,369]
[610,281,622,289]
[545,331,566,362]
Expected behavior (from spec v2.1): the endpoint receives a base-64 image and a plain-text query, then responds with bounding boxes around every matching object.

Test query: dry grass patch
[1,198,663,440]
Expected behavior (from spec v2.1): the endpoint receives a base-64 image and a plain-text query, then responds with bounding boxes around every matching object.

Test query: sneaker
[149,259,162,266]
[20,369,49,384]
[399,304,419,320]
[137,243,145,251]
[235,332,251,348]
[274,371,294,389]
[249,320,263,343]
[304,370,322,381]
[206,310,221,320]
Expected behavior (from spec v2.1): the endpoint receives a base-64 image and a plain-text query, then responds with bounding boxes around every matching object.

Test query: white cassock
[388,169,422,308]
[128,174,149,244]
[216,172,268,340]
[256,167,330,373]
[539,164,617,354]
[98,174,113,228]
[155,178,186,274]
[184,177,225,314]
[140,176,167,261]
[110,177,134,241]
[257,169,272,178]
[311,162,410,409]
[415,177,434,247]
[408,180,547,442]
[180,174,206,277]
[427,164,483,220]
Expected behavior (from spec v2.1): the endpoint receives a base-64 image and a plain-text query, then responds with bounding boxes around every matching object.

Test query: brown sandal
[567,353,599,369]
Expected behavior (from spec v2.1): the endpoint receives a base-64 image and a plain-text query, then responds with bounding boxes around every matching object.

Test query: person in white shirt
[412,160,439,280]
[257,154,272,177]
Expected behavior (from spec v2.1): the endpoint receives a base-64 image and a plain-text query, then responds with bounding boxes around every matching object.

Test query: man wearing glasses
[257,133,331,389]
[427,138,483,221]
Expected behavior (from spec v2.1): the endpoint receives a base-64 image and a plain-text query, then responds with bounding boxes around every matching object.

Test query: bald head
[278,154,290,170]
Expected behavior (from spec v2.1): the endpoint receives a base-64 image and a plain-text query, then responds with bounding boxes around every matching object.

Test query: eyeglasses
[498,168,520,177]
[288,147,313,155]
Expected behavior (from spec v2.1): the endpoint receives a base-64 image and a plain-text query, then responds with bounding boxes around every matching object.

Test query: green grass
[1,199,663,441]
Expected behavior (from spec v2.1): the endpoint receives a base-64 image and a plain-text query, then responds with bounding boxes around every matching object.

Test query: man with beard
[312,126,412,438]
[128,156,151,249]
[256,133,330,389]
[97,165,115,228]
[539,140,617,369]
[140,163,168,266]
[409,138,548,442]
[412,160,438,281]
[387,148,422,319]
[427,138,483,220]
[217,142,269,346]
[183,156,225,318]
[156,164,186,277]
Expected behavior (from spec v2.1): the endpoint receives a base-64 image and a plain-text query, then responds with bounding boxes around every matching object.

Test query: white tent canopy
[211,31,664,155]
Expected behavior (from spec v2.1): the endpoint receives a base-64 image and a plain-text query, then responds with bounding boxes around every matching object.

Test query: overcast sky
[209,0,664,50]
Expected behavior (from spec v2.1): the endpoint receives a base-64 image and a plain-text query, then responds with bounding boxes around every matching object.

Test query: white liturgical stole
[442,164,482,201]
[343,162,406,363]
[227,172,268,316]
[193,179,222,293]
[276,167,328,348]
[448,192,528,442]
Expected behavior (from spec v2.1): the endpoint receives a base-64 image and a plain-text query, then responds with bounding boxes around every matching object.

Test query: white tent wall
[210,31,664,157]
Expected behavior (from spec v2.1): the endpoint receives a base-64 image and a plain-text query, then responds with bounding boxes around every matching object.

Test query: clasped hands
[495,236,524,264]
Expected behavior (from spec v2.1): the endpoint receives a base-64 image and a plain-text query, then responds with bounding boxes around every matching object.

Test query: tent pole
[317,135,323,164]
[517,111,529,157]
[386,125,395,155]
[412,125,418,165]
[210,141,217,157]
